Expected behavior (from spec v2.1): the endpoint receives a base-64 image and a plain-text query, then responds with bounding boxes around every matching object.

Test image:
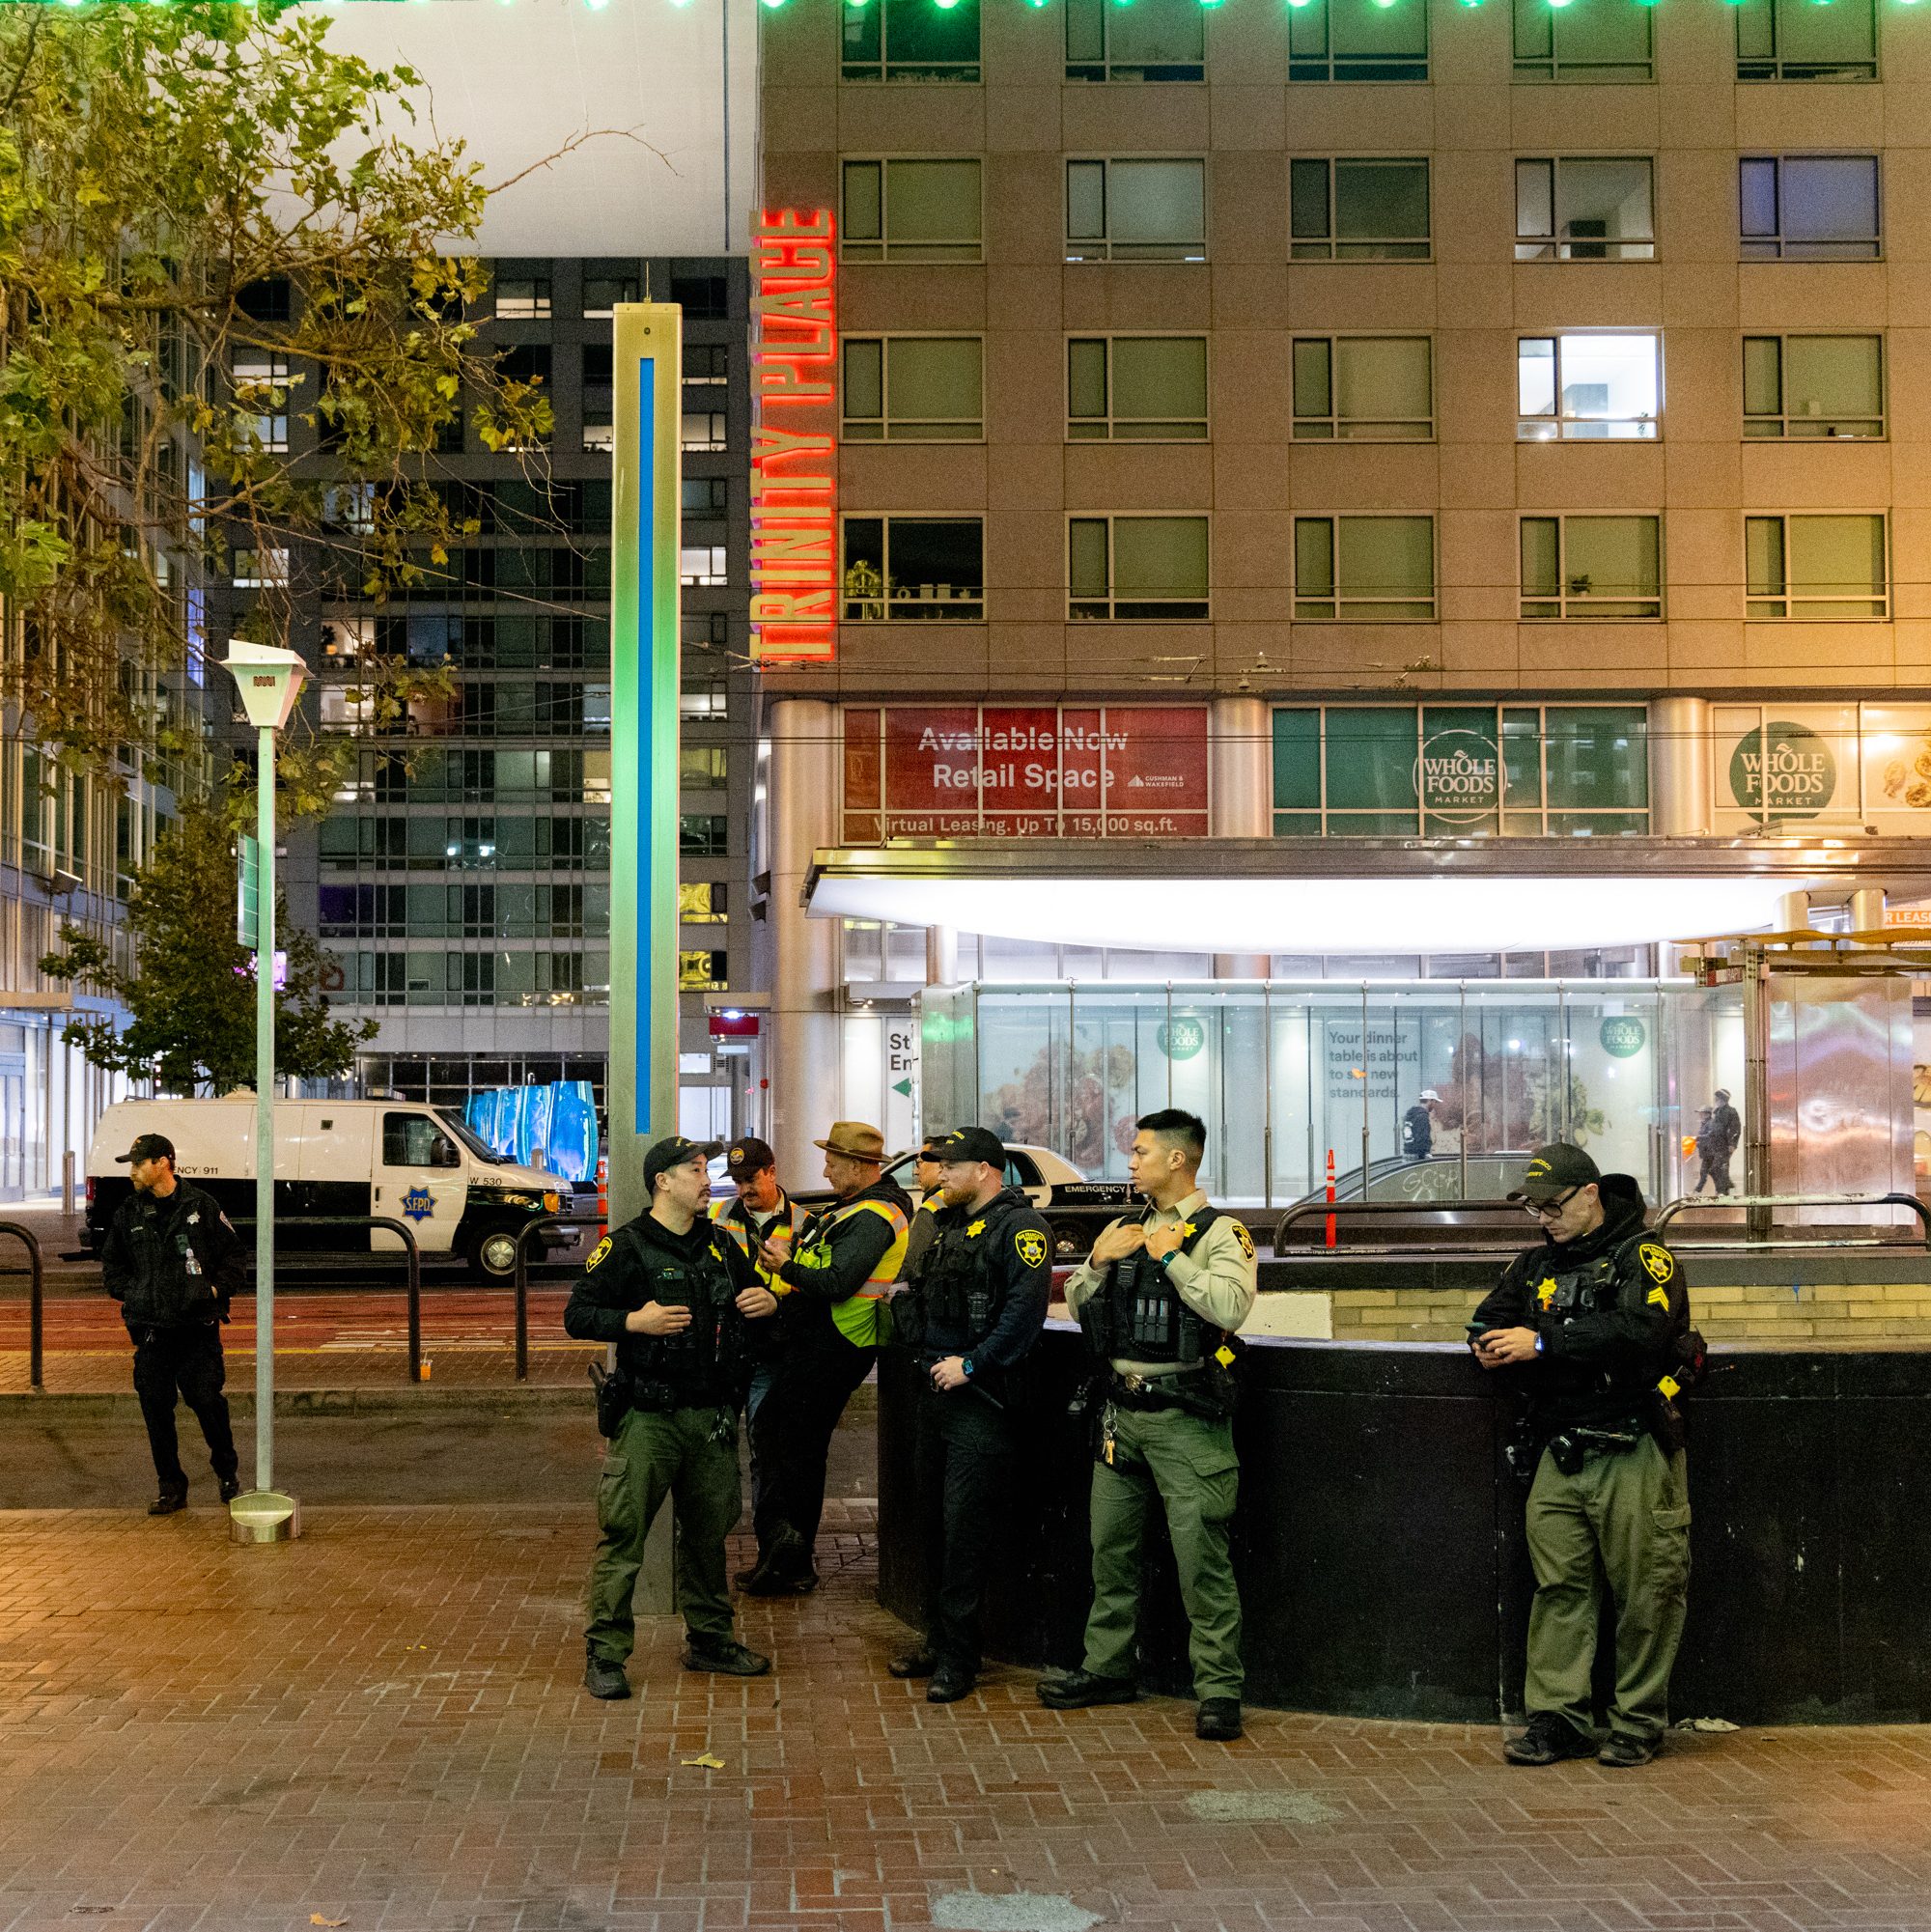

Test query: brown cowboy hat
[814,1121,885,1163]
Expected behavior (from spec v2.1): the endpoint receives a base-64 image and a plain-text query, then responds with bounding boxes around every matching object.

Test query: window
[1515,157,1655,261]
[1289,0,1428,81]
[679,747,728,788]
[1517,334,1660,440]
[842,517,985,620]
[1066,158,1206,263]
[686,345,729,379]
[680,815,730,855]
[1294,518,1435,621]
[1290,159,1430,261]
[1737,0,1876,80]
[668,273,728,320]
[1067,336,1208,440]
[232,546,288,588]
[1069,517,1209,621]
[494,278,551,320]
[1513,0,1651,81]
[232,353,290,452]
[1520,517,1662,620]
[680,882,729,924]
[681,546,728,587]
[1744,336,1884,440]
[679,950,729,992]
[1292,337,1432,440]
[382,1111,460,1168]
[583,275,639,317]
[681,411,727,452]
[843,337,983,441]
[682,477,729,514]
[1740,155,1880,260]
[1746,515,1888,619]
[1066,0,1204,81]
[842,0,980,82]
[843,159,982,264]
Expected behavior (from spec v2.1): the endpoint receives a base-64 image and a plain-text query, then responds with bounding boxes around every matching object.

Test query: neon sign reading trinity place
[750,208,837,663]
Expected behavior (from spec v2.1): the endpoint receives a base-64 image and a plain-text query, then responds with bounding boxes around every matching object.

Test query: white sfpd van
[85,1096,589,1282]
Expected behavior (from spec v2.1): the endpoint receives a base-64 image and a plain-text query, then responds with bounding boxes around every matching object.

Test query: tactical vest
[1098,1206,1228,1365]
[1525,1231,1692,1414]
[903,1204,1010,1349]
[624,1231,749,1410]
[796,1195,909,1348]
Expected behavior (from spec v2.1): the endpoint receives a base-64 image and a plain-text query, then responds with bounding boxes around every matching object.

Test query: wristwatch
[961,1356,975,1379]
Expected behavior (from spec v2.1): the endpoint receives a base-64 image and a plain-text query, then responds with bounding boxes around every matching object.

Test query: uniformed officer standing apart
[1471,1142,1693,1769]
[567,1135,778,1700]
[707,1136,807,1583]
[1039,1107,1258,1742]
[744,1121,912,1595]
[99,1132,245,1515]
[888,1126,1052,1702]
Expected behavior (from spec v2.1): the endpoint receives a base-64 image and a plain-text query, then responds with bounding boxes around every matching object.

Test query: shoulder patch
[586,1236,612,1272]
[1637,1242,1675,1284]
[1015,1225,1049,1271]
[1231,1220,1255,1261]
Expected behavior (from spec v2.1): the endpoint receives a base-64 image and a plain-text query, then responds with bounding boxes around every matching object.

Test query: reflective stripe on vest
[812,1196,909,1347]
[709,1197,800,1292]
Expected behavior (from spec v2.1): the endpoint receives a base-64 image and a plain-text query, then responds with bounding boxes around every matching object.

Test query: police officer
[1470,1142,1693,1769]
[743,1122,912,1595]
[899,1134,950,1283]
[1038,1108,1258,1742]
[99,1132,245,1515]
[567,1135,778,1700]
[708,1137,806,1583]
[888,1126,1051,1702]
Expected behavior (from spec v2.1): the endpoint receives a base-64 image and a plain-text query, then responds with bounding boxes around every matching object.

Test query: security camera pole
[220,640,308,1545]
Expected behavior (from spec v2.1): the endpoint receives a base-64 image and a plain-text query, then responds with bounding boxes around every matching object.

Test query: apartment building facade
[752,0,1931,1175]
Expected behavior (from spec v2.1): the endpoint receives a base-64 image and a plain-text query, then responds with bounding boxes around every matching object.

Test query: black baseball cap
[929,1126,1007,1168]
[1508,1143,1601,1204]
[643,1135,716,1192]
[115,1133,175,1165]
[725,1136,776,1178]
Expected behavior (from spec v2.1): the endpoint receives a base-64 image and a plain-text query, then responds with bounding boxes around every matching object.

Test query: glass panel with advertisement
[1708,701,1931,830]
[842,704,1210,840]
[1272,703,1647,837]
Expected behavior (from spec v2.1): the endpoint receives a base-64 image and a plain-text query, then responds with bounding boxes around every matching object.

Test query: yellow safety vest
[709,1196,804,1291]
[797,1195,909,1348]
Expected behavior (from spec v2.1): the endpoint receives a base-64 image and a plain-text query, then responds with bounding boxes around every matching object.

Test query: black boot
[148,1488,187,1518]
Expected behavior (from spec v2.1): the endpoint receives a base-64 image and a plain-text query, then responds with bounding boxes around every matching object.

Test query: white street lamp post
[221,641,307,1545]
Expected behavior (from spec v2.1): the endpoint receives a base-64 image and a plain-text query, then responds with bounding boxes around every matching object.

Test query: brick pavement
[4,1499,1931,1932]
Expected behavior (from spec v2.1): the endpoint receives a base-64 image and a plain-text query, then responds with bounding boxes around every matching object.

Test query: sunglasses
[1525,1186,1581,1220]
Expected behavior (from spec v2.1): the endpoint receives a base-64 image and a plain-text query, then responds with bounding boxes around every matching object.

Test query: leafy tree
[39,800,375,1094]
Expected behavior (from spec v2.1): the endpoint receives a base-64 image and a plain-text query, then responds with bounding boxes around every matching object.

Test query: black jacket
[563,1209,769,1405]
[710,1189,808,1362]
[101,1181,246,1330]
[771,1176,913,1351]
[1401,1104,1434,1159]
[899,1186,1052,1391]
[1471,1173,1689,1432]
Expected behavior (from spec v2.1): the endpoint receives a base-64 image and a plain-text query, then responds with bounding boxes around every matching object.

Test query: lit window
[680,410,727,453]
[1745,515,1888,619]
[843,337,984,442]
[841,0,980,83]
[1520,517,1663,620]
[494,278,551,320]
[679,949,728,992]
[679,882,729,924]
[1513,0,1652,82]
[1069,517,1210,622]
[841,517,984,621]
[1291,159,1430,262]
[1288,0,1428,82]
[1736,0,1876,81]
[1067,337,1208,441]
[232,546,289,588]
[1516,334,1660,440]
[1292,338,1432,441]
[1743,336,1884,440]
[1066,0,1203,82]
[232,353,291,453]
[680,546,728,587]
[679,747,728,788]
[842,159,983,264]
[1740,154,1881,260]
[1294,518,1435,622]
[1066,158,1207,263]
[1515,157,1655,261]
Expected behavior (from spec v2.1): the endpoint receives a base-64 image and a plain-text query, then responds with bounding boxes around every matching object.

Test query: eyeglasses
[1525,1186,1581,1220]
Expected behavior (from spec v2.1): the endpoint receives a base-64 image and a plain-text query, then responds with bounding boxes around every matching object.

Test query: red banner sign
[842,705,1210,840]
[750,208,837,663]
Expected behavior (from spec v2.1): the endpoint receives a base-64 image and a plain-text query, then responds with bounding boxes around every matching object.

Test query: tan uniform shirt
[1064,1188,1258,1375]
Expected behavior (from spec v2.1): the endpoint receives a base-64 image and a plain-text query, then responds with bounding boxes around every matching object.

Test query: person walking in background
[1402,1089,1440,1161]
[1704,1090,1741,1196]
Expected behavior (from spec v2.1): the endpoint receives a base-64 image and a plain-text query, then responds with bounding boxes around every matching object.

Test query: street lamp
[221,640,307,1545]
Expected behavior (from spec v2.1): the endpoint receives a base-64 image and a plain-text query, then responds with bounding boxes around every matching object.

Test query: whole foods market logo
[1158,1016,1206,1061]
[1415,728,1499,824]
[1599,1016,1646,1059]
[1730,721,1836,821]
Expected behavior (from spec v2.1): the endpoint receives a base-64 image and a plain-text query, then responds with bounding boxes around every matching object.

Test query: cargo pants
[1081,1400,1244,1702]
[585,1403,742,1666]
[1525,1434,1692,1743]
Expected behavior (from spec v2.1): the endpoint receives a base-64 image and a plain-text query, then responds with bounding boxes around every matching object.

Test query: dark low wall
[876,1328,1931,1724]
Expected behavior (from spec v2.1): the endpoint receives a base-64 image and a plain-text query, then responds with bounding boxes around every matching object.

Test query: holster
[588,1360,630,1440]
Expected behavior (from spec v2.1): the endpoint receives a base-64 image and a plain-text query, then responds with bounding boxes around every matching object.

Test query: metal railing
[1272,1196,1525,1255]
[231,1216,425,1383]
[512,1215,607,1382]
[1656,1191,1931,1251]
[0,1221,44,1392]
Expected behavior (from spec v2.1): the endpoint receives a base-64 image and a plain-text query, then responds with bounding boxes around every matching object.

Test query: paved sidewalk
[4,1501,1931,1932]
